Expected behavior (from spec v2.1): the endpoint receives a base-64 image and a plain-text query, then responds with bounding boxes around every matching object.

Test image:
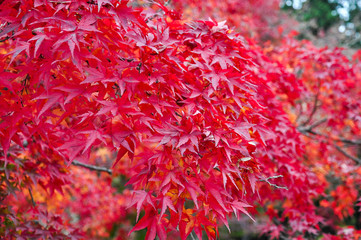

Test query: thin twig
[337,137,361,145]
[298,121,361,146]
[262,175,284,181]
[295,102,303,124]
[298,123,361,165]
[28,188,36,207]
[259,175,288,190]
[72,160,112,174]
[334,145,361,165]
[301,78,321,126]
[306,118,328,130]
[297,118,327,133]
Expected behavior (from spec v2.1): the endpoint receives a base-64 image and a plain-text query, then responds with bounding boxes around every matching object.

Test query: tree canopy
[1,0,361,239]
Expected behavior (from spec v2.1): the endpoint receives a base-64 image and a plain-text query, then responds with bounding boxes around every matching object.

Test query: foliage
[283,0,340,31]
[1,0,361,239]
[171,0,285,43]
[282,0,361,47]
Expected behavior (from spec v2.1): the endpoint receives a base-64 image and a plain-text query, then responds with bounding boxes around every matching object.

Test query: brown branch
[295,102,304,123]
[334,145,361,165]
[72,160,112,174]
[298,122,361,164]
[301,78,321,126]
[297,118,327,133]
[28,188,36,207]
[298,121,361,146]
[336,137,361,145]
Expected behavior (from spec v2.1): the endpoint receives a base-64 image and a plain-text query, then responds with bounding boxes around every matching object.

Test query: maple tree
[1,0,361,239]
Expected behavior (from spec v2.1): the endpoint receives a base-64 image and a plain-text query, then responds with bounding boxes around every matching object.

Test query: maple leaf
[78,130,107,154]
[159,196,176,222]
[7,42,30,65]
[128,190,155,222]
[34,93,62,121]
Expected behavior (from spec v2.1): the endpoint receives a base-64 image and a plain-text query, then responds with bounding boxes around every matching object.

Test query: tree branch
[259,175,288,190]
[334,145,361,165]
[28,187,36,207]
[72,160,112,174]
[301,78,321,126]
[298,119,361,146]
[297,120,361,164]
[297,118,327,133]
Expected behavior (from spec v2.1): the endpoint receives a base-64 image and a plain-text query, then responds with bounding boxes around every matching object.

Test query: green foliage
[282,0,361,47]
[304,0,339,31]
[283,0,340,31]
